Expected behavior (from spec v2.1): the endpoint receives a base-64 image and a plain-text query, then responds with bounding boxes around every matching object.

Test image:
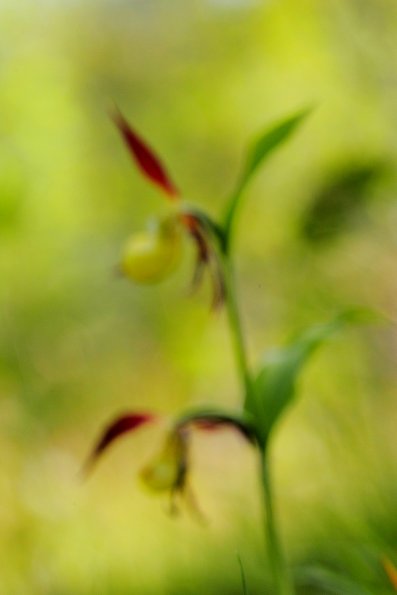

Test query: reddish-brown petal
[208,251,226,311]
[83,412,156,474]
[181,213,210,262]
[112,109,179,199]
[181,212,225,310]
[188,415,256,444]
[189,223,211,296]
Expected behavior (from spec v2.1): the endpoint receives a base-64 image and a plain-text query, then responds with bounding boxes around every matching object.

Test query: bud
[120,216,182,283]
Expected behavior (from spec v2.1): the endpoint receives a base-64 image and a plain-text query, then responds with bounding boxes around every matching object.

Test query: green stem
[261,451,294,595]
[222,249,294,595]
[223,258,251,402]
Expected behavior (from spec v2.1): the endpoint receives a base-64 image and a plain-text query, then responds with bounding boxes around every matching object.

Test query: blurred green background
[1,0,397,593]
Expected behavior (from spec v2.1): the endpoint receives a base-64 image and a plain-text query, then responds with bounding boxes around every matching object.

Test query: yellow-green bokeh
[1,1,397,593]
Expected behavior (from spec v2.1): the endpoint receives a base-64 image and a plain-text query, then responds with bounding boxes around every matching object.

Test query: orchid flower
[113,109,225,309]
[84,408,257,517]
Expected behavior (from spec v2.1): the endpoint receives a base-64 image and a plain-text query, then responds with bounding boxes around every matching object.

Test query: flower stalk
[222,257,251,402]
[222,240,295,595]
[87,107,330,593]
[261,451,294,595]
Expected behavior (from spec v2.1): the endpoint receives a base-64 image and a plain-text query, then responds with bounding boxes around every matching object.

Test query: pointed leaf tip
[84,412,156,475]
[112,109,179,199]
[223,106,311,246]
[250,309,375,446]
[242,107,311,186]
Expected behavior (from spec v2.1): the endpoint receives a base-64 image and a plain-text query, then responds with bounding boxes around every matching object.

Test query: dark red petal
[181,213,210,262]
[83,412,156,474]
[112,109,179,199]
[188,223,210,296]
[190,415,256,444]
[208,252,226,311]
[182,212,226,310]
[190,257,206,295]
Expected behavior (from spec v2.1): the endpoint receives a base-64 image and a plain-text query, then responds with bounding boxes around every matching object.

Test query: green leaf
[237,553,248,595]
[248,309,376,447]
[223,108,311,250]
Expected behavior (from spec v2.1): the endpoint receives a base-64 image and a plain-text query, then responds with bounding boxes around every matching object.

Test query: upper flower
[112,108,225,308]
[120,214,182,283]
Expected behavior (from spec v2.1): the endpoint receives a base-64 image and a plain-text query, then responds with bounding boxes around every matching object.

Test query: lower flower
[84,408,257,517]
[140,428,188,493]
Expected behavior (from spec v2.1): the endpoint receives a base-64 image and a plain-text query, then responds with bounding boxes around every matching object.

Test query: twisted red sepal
[112,109,179,199]
[83,412,156,475]
[181,213,226,310]
[190,417,256,444]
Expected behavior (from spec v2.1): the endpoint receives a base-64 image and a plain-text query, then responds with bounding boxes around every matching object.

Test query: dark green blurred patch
[300,161,390,245]
[295,566,374,595]
[293,479,397,595]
